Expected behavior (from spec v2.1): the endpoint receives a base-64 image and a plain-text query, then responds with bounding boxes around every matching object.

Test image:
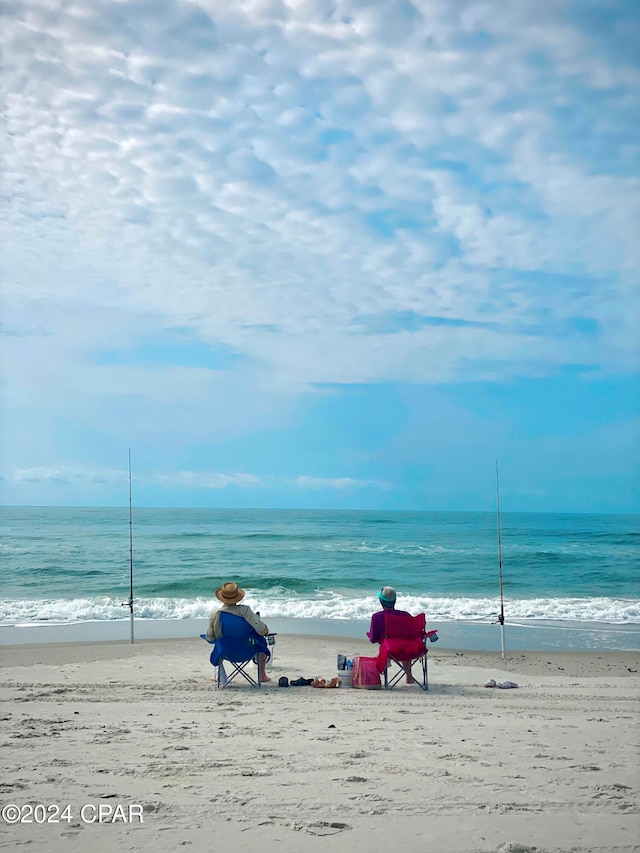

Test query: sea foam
[1,592,638,625]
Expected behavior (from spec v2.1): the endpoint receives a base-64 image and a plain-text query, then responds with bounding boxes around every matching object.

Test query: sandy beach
[1,635,638,852]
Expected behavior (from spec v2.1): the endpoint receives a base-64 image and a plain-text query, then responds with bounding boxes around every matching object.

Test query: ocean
[1,507,639,651]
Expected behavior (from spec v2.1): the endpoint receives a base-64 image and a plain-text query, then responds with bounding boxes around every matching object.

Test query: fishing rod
[123,448,135,644]
[495,460,505,659]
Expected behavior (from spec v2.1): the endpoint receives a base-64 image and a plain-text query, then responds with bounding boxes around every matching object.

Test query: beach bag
[352,656,381,689]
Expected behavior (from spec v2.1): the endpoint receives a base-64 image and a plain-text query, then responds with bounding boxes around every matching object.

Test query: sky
[1,0,639,513]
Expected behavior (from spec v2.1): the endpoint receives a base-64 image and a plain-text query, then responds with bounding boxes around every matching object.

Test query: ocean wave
[320,542,461,555]
[1,593,638,625]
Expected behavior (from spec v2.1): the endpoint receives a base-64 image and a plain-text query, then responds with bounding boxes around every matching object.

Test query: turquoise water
[1,507,638,632]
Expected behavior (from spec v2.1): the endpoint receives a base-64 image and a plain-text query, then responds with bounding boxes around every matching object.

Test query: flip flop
[327,677,340,688]
[290,677,314,686]
[485,679,497,688]
[278,676,290,687]
[497,681,518,689]
[312,678,326,688]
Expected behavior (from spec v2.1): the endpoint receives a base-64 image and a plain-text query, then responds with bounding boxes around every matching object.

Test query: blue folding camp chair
[200,612,271,689]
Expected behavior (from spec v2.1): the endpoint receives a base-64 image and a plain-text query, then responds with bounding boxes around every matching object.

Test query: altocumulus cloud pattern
[1,0,639,508]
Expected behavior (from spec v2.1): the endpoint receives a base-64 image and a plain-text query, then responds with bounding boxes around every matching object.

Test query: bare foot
[260,674,271,682]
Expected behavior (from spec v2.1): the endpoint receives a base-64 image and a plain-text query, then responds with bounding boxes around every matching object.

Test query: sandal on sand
[497,681,518,689]
[312,677,341,688]
[278,677,290,687]
[485,679,497,688]
[290,677,314,686]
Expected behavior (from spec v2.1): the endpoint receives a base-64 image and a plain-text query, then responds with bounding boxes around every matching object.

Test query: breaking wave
[1,592,638,625]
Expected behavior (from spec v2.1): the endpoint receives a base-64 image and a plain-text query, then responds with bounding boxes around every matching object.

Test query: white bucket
[337,672,352,688]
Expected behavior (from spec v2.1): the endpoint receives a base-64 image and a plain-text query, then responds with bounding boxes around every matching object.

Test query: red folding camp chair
[376,612,438,691]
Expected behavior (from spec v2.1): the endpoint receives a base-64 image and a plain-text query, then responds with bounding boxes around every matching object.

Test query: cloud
[151,471,264,489]
[5,466,389,492]
[12,467,126,486]
[2,0,638,397]
[1,0,638,512]
[293,475,390,490]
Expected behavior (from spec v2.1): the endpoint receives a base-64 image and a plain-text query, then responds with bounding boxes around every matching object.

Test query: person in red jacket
[367,586,413,683]
[367,586,410,642]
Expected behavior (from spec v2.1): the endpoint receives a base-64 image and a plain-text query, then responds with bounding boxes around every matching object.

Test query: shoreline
[1,615,639,652]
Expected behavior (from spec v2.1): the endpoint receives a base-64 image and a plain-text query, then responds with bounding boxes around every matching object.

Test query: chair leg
[217,660,261,688]
[407,655,427,691]
[216,662,230,688]
[385,658,407,690]
[212,649,271,689]
[385,656,429,691]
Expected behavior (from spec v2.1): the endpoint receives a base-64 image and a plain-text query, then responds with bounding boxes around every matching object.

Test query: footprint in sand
[298,821,351,836]
[0,781,28,793]
[61,823,85,838]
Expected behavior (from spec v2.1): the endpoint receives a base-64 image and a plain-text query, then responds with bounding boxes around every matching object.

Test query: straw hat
[215,582,245,604]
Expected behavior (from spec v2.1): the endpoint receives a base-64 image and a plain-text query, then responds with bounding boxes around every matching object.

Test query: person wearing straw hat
[206,582,271,682]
